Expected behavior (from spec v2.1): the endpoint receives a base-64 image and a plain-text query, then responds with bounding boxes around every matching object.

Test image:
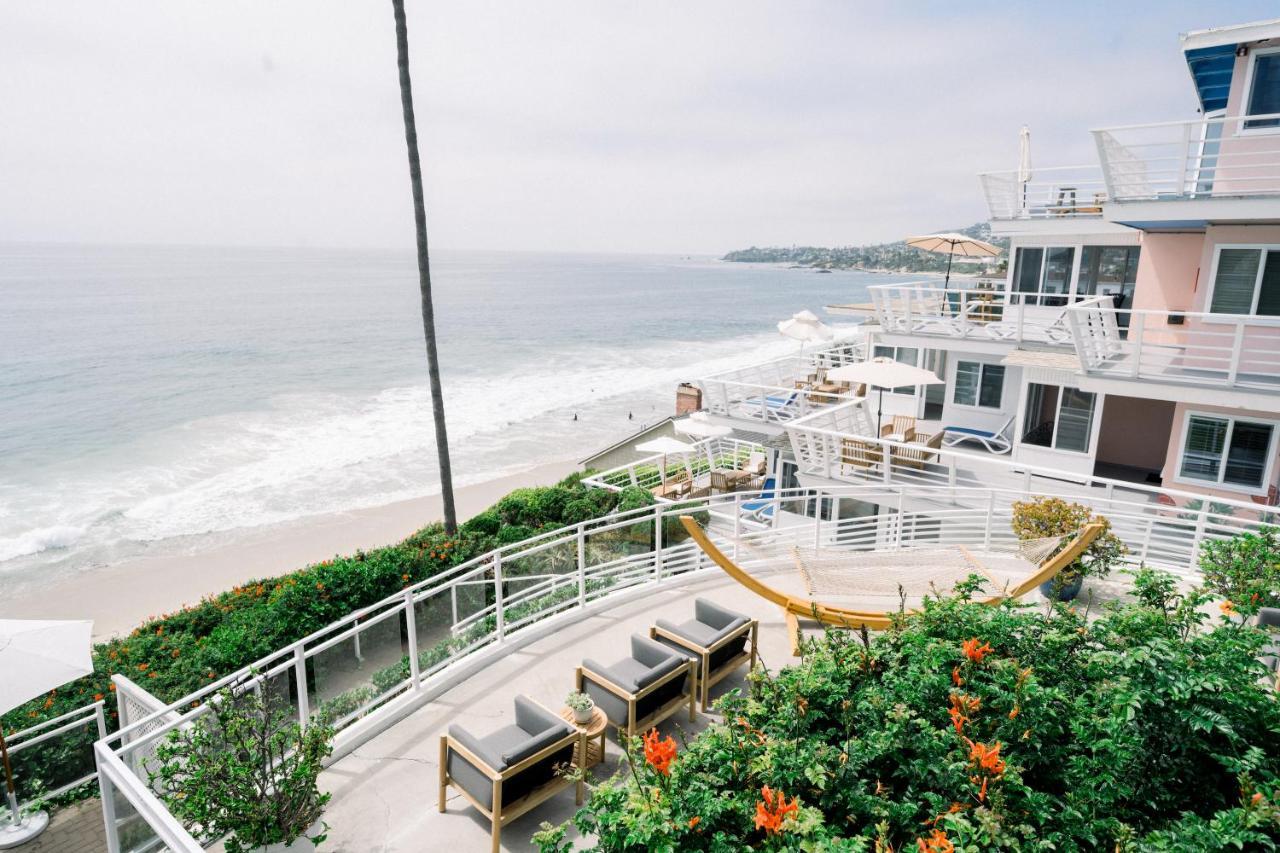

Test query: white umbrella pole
[2,727,20,829]
[877,387,884,436]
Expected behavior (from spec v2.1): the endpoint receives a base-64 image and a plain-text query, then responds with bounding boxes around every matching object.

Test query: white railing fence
[979,165,1107,220]
[869,283,1077,346]
[0,701,106,824]
[94,475,1273,851]
[1093,112,1280,202]
[1066,297,1280,391]
[585,435,772,492]
[697,342,867,425]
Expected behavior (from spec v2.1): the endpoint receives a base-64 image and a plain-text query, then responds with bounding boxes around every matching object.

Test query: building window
[872,345,920,394]
[1208,247,1280,316]
[1021,383,1096,454]
[953,361,1004,409]
[1012,247,1075,306]
[1178,413,1275,490]
[1245,49,1280,130]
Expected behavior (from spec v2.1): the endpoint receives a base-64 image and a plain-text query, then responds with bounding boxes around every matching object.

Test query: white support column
[493,553,505,642]
[292,644,310,727]
[1129,313,1145,378]
[1228,322,1245,387]
[576,526,587,608]
[404,591,421,689]
[654,504,665,582]
[98,761,122,853]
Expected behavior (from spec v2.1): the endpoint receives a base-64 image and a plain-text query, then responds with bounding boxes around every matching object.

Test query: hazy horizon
[3,1,1276,255]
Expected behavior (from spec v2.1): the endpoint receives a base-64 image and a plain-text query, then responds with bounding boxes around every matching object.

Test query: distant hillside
[722,223,1009,274]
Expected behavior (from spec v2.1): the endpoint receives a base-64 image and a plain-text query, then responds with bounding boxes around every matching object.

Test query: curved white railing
[93,480,1271,852]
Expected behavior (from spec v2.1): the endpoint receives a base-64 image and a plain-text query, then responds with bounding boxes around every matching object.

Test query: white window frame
[1238,45,1280,136]
[1172,409,1280,495]
[1202,244,1280,319]
[951,360,1005,410]
[871,344,922,397]
[1019,382,1098,457]
[1010,245,1078,302]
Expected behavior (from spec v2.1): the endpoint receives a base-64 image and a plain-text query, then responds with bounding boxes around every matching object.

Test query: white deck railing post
[404,591,421,688]
[1228,322,1245,387]
[654,504,664,582]
[493,553,505,642]
[983,492,995,549]
[733,493,742,562]
[1129,313,1145,378]
[292,644,310,727]
[98,763,122,853]
[576,526,587,609]
[1191,505,1209,566]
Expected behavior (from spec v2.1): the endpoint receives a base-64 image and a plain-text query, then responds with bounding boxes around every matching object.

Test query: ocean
[0,243,914,594]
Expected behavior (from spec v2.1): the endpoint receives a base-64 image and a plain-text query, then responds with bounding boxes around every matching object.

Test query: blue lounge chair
[739,477,777,521]
[941,416,1014,454]
[741,392,800,422]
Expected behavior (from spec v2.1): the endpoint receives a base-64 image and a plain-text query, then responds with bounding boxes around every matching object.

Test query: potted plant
[149,685,335,852]
[565,690,595,725]
[1011,496,1126,602]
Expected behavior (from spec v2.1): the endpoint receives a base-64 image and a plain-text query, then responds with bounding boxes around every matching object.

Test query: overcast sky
[2,1,1276,254]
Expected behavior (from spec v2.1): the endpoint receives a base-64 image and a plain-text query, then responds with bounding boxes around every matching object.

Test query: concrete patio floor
[318,572,800,853]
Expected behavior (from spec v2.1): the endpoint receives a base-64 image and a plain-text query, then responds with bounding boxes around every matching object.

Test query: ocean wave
[0,524,85,562]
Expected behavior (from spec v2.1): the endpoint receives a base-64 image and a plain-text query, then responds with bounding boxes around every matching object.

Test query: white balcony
[979,165,1107,221]
[696,343,866,426]
[1065,297,1280,400]
[870,283,1077,349]
[1093,113,1280,219]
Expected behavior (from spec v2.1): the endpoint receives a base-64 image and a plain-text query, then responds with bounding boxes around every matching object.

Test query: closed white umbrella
[636,436,697,493]
[1018,125,1033,214]
[828,357,943,434]
[674,412,733,439]
[0,619,93,846]
[905,232,1001,291]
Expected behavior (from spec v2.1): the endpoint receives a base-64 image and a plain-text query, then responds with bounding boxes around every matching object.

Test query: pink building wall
[1161,401,1280,505]
[1209,44,1280,196]
[1131,233,1203,312]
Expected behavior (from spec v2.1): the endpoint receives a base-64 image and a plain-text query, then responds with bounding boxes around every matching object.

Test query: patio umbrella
[1018,125,1033,214]
[777,310,833,350]
[636,436,697,493]
[0,619,93,846]
[905,233,1001,291]
[674,412,733,439]
[827,357,943,435]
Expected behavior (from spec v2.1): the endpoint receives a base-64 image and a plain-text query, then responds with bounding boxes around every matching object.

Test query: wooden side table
[559,706,608,768]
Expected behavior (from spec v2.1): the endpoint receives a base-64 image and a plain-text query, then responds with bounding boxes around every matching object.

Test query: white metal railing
[979,165,1108,220]
[697,342,867,424]
[94,474,1275,850]
[785,398,1280,523]
[0,701,106,823]
[1066,296,1280,392]
[870,283,1077,346]
[1093,112,1280,202]
[584,435,772,493]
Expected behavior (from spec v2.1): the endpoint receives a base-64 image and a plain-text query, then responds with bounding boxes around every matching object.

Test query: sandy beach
[0,460,580,641]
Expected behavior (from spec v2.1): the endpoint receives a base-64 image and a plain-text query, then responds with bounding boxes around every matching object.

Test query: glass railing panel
[309,608,408,727]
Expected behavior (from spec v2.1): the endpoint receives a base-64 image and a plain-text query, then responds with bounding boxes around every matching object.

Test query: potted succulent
[149,685,335,853]
[565,690,595,725]
[1011,496,1126,602]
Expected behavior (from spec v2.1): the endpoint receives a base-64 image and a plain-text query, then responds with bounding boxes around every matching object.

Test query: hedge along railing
[92,478,1270,852]
[0,701,106,821]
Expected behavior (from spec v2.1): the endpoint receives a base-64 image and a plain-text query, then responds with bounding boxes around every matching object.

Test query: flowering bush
[1199,525,1280,609]
[1011,495,1126,581]
[539,569,1280,850]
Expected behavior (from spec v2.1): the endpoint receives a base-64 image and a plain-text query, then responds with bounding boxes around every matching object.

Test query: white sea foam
[0,524,85,562]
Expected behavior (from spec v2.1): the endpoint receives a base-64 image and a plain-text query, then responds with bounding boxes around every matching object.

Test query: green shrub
[1011,495,1126,581]
[548,571,1280,851]
[1199,526,1280,610]
[615,486,655,513]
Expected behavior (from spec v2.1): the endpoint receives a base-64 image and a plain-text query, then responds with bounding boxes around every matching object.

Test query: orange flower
[1252,792,1264,805]
[754,785,799,835]
[108,683,116,692]
[1220,600,1237,616]
[688,816,701,829]
[961,638,992,664]
[642,728,677,776]
[947,706,966,735]
[93,693,104,702]
[967,740,1006,776]
[315,582,324,591]
[917,828,955,853]
[137,663,149,672]
[951,667,963,687]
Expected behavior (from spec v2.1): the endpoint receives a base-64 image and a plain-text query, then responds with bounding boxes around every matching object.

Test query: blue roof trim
[1185,44,1237,112]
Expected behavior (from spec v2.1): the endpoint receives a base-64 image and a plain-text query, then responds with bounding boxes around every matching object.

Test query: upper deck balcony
[979,165,1108,224]
[1092,112,1280,227]
[869,282,1077,353]
[695,342,866,427]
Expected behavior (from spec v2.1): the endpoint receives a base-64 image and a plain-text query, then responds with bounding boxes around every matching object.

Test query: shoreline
[0,459,580,641]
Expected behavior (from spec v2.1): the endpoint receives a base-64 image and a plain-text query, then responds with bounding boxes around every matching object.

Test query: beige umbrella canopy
[828,357,943,434]
[905,232,1001,290]
[636,436,697,492]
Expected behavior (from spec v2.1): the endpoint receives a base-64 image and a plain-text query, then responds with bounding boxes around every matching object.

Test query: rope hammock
[791,535,1068,599]
[679,516,1105,632]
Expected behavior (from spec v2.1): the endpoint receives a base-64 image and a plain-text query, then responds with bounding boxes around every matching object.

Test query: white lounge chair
[739,391,801,423]
[982,305,1073,344]
[942,416,1014,454]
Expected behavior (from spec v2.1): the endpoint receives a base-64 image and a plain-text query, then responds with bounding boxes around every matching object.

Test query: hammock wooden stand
[678,517,1105,650]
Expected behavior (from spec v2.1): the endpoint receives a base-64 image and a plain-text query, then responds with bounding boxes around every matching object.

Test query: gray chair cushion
[583,656,645,693]
[696,598,748,631]
[631,633,681,669]
[501,724,571,767]
[448,723,505,770]
[635,653,685,690]
[514,695,570,737]
[658,615,749,648]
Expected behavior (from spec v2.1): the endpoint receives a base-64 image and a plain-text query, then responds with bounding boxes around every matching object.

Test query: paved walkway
[16,799,106,853]
[320,572,799,853]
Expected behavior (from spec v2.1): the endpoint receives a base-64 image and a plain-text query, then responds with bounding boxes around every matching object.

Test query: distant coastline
[721,221,1008,275]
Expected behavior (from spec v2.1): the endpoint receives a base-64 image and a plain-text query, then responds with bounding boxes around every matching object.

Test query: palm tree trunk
[391,0,457,533]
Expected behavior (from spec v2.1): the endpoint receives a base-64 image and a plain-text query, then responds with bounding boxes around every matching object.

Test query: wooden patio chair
[650,598,758,711]
[577,634,697,738]
[895,431,944,470]
[880,415,917,440]
[439,695,584,853]
[840,438,883,472]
